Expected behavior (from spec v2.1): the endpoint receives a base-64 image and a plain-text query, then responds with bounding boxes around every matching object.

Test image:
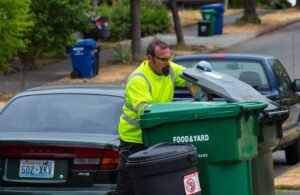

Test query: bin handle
[186,153,198,163]
[265,110,289,116]
[147,142,171,151]
[240,102,268,111]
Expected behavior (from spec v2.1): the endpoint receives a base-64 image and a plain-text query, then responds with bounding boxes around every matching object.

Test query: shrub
[229,0,244,8]
[141,7,171,37]
[271,0,292,9]
[0,0,32,70]
[27,0,91,57]
[97,0,171,40]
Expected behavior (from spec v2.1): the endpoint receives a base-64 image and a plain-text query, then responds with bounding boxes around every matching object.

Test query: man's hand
[188,85,207,101]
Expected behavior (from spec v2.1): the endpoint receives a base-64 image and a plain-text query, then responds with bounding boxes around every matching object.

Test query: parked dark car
[0,85,124,194]
[173,53,300,164]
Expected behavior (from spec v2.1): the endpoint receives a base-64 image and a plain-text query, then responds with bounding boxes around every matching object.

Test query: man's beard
[162,67,170,76]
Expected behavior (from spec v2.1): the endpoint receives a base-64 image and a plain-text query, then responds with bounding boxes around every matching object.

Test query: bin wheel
[70,70,80,79]
[285,136,300,165]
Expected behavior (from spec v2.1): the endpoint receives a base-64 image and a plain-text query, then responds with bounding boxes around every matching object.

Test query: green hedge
[97,0,170,40]
[229,0,270,8]
[229,0,291,9]
[271,0,292,9]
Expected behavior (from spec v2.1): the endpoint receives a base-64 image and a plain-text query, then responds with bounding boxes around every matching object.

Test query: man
[116,39,187,195]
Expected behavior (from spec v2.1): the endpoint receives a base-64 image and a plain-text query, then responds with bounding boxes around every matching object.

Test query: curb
[256,18,300,37]
[210,19,300,54]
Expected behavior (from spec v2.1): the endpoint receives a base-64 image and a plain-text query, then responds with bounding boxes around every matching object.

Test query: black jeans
[115,140,146,195]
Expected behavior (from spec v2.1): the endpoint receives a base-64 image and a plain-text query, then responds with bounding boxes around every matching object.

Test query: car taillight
[211,54,225,59]
[95,17,105,26]
[72,148,119,171]
[100,148,120,170]
[0,143,119,170]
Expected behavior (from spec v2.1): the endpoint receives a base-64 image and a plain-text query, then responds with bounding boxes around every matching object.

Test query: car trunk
[0,133,119,188]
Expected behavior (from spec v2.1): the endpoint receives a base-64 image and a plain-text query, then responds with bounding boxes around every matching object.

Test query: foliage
[229,0,244,8]
[24,0,91,59]
[229,0,292,9]
[109,2,131,40]
[141,0,165,8]
[0,0,32,69]
[271,0,292,9]
[97,0,170,40]
[229,0,273,8]
[112,42,131,64]
[141,7,171,37]
[257,0,272,8]
[96,2,113,18]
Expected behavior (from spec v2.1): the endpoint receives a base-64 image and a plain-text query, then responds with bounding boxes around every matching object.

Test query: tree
[238,0,261,24]
[296,0,300,8]
[0,0,32,70]
[92,0,98,12]
[19,0,91,89]
[168,0,185,45]
[131,0,142,61]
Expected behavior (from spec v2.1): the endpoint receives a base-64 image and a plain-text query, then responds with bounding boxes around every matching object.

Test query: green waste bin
[141,101,267,195]
[180,67,289,195]
[201,9,216,36]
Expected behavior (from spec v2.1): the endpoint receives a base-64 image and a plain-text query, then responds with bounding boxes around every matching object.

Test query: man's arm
[126,77,153,116]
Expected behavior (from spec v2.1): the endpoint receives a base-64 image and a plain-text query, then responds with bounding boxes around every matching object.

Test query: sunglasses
[153,54,174,63]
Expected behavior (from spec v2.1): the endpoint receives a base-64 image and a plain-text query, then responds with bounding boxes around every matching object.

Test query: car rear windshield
[177,59,270,90]
[0,94,124,134]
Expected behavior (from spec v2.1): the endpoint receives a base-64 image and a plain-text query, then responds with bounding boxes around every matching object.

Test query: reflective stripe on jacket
[118,60,186,144]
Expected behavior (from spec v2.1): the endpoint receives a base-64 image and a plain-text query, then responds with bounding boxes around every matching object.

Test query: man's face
[148,46,173,76]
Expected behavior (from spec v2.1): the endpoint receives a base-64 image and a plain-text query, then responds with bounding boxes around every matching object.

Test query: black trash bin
[126,143,201,195]
[198,21,211,36]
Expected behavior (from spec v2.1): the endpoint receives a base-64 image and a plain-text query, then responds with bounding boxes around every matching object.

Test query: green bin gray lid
[143,102,238,119]
[141,101,267,128]
[181,68,278,110]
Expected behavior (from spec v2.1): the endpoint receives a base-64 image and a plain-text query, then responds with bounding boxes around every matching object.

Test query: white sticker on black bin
[184,171,201,195]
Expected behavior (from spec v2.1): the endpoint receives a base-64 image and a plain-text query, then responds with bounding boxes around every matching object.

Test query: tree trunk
[18,53,35,91]
[131,0,142,61]
[92,0,98,13]
[168,0,185,45]
[240,0,261,24]
[296,0,300,8]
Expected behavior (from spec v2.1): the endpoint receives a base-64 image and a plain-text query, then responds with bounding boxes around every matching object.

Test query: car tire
[285,136,300,165]
[70,70,80,79]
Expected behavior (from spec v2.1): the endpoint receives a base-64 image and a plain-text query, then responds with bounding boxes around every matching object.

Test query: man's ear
[147,55,155,64]
[146,55,151,62]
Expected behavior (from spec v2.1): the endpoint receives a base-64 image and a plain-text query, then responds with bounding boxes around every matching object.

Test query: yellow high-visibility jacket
[118,60,186,144]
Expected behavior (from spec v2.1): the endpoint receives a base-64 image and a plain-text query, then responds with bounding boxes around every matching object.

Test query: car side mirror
[292,79,300,92]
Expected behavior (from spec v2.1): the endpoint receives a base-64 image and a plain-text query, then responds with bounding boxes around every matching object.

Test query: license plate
[19,159,55,178]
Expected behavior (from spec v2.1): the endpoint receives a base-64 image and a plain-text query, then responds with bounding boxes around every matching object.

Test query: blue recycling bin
[69,39,96,78]
[201,3,224,35]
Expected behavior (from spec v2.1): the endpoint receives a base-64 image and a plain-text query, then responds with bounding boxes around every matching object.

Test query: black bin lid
[126,143,198,178]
